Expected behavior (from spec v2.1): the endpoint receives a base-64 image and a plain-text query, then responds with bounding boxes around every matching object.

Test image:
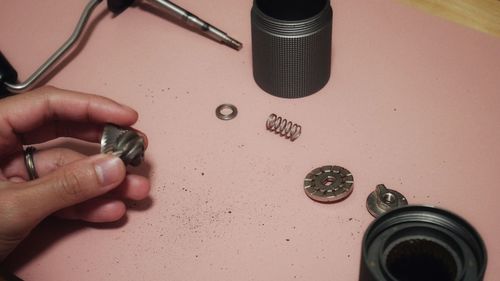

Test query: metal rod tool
[148,0,242,50]
[3,0,102,93]
[1,0,242,94]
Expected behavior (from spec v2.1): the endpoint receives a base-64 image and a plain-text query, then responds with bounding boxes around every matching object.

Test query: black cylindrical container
[360,206,487,281]
[251,0,333,99]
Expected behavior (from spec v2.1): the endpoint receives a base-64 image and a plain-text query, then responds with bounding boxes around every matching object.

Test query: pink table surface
[1,0,500,280]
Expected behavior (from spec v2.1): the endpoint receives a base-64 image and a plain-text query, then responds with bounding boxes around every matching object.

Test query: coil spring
[266,114,302,141]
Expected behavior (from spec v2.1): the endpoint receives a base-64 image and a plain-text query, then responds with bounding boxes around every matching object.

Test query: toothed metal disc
[304,165,354,203]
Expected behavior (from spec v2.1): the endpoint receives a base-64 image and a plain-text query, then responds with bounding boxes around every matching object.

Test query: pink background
[1,0,500,280]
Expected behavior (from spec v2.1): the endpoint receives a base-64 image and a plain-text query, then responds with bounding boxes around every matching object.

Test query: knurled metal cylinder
[360,206,487,281]
[251,0,333,99]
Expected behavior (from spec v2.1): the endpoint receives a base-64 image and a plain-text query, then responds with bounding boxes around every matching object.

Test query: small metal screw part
[304,165,354,203]
[215,104,238,120]
[101,124,145,166]
[366,184,408,217]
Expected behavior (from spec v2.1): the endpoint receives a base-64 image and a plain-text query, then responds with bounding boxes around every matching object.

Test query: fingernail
[94,155,124,186]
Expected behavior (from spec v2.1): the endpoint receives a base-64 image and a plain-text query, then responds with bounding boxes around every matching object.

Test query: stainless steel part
[4,0,103,93]
[366,184,408,217]
[304,165,353,203]
[251,0,332,98]
[149,0,243,50]
[101,124,145,166]
[266,114,301,141]
[215,104,238,120]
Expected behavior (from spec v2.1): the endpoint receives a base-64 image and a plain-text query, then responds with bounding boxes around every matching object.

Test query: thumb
[20,154,126,220]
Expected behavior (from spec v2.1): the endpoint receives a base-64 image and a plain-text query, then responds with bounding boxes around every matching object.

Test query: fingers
[54,175,150,222]
[21,121,105,144]
[112,174,151,200]
[2,148,84,181]
[2,148,150,200]
[2,148,150,224]
[22,121,149,147]
[16,154,126,220]
[55,198,126,223]
[0,86,138,155]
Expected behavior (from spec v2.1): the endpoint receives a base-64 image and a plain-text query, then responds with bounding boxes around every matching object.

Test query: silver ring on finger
[23,146,39,180]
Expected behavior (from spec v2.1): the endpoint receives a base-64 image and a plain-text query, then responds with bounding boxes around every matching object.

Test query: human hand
[0,86,150,262]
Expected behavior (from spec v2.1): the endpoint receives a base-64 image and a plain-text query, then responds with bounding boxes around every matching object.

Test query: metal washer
[304,165,354,203]
[216,104,238,120]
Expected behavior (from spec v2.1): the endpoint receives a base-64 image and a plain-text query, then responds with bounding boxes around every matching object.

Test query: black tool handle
[0,51,18,97]
[107,0,135,14]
